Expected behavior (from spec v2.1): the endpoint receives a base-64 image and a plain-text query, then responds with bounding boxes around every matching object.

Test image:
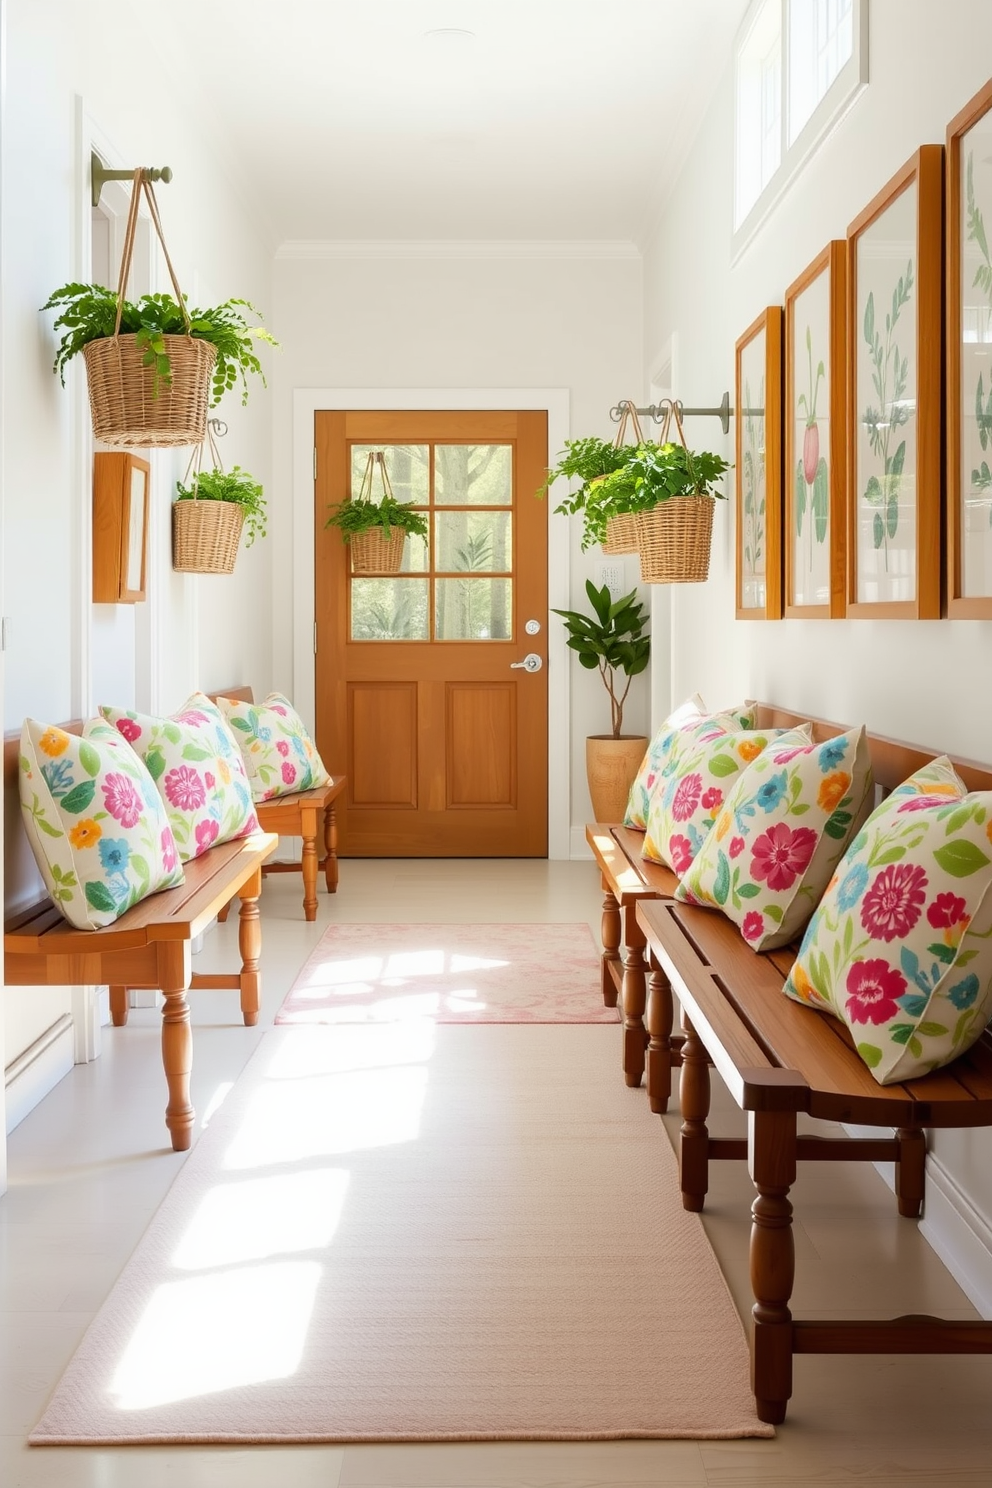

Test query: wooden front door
[314,411,549,857]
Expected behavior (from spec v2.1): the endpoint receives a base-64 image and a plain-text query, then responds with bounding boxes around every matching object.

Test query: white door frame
[291,387,571,859]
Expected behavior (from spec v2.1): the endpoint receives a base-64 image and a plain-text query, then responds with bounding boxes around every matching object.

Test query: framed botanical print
[735,306,783,620]
[947,78,992,617]
[846,144,943,619]
[784,243,847,617]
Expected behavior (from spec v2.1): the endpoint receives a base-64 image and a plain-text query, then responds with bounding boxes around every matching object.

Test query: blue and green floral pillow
[215,692,330,802]
[783,757,992,1084]
[624,699,757,830]
[19,717,185,931]
[676,727,874,950]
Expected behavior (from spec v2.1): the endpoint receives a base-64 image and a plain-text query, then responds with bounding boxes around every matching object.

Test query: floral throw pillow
[675,727,874,950]
[642,725,811,870]
[19,717,185,931]
[783,757,992,1084]
[99,692,259,862]
[215,692,331,802]
[624,699,757,830]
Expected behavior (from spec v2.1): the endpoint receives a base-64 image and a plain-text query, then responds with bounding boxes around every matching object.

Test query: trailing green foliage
[324,493,430,542]
[175,466,267,547]
[538,436,634,510]
[578,442,731,550]
[41,283,278,406]
[551,580,650,738]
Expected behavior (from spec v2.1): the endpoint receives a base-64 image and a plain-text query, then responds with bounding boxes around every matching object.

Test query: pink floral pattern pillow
[624,699,757,830]
[675,727,874,950]
[642,725,811,870]
[783,757,992,1084]
[99,693,259,862]
[19,717,184,930]
[215,692,330,802]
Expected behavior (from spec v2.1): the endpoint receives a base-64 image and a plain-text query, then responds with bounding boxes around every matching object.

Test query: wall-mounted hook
[609,390,733,436]
[91,153,173,208]
[208,418,228,438]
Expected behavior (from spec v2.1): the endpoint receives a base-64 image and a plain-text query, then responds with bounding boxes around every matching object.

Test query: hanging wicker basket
[601,512,639,555]
[83,335,216,448]
[172,424,245,574]
[349,528,406,574]
[636,496,715,584]
[82,168,215,448]
[172,500,245,575]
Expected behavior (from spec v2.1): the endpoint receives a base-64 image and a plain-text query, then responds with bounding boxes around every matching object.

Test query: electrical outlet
[596,561,626,600]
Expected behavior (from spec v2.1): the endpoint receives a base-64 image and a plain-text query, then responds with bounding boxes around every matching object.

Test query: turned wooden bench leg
[323,803,339,893]
[301,804,319,922]
[646,953,674,1113]
[159,944,194,1152]
[238,866,263,1025]
[620,903,648,1088]
[749,1108,797,1425]
[896,1126,927,1218]
[109,985,129,1026]
[679,1011,711,1212]
[600,878,621,1008]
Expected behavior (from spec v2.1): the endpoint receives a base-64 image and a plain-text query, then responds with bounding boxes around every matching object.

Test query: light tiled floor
[3,859,992,1487]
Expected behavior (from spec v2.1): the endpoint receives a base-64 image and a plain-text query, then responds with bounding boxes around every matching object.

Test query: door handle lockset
[510,653,543,673]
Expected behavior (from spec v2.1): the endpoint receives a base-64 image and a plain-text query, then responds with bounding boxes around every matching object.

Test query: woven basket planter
[349,528,406,574]
[172,500,245,575]
[636,496,715,584]
[601,512,639,555]
[83,334,217,449]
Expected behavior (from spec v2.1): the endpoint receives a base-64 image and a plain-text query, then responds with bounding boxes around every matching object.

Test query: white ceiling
[144,0,750,247]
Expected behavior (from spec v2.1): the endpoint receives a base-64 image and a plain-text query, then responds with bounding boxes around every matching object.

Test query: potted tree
[173,464,267,575]
[325,491,430,573]
[552,579,650,821]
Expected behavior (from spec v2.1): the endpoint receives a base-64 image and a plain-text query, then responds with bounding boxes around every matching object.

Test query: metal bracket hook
[91,152,173,208]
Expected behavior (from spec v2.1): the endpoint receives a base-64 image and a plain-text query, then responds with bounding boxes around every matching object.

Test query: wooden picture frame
[947,78,992,617]
[784,242,848,617]
[846,145,943,619]
[92,452,149,604]
[735,306,783,620]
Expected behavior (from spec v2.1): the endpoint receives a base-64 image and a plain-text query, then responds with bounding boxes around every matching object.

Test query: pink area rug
[275,922,615,1025]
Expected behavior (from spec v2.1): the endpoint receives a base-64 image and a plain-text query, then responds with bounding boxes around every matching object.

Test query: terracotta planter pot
[585,735,648,823]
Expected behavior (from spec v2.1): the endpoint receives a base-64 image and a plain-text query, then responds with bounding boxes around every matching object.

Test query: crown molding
[274,238,641,262]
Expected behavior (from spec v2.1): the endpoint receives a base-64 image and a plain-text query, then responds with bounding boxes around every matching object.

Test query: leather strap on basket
[357,450,395,503]
[113,168,191,339]
[613,399,645,449]
[180,421,224,502]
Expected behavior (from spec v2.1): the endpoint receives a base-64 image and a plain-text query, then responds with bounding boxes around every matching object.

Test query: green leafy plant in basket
[40,284,278,406]
[551,580,650,738]
[324,493,430,541]
[175,466,268,547]
[580,442,731,550]
[537,435,636,510]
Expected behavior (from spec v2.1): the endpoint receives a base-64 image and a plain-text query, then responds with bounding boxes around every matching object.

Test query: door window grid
[348,443,514,642]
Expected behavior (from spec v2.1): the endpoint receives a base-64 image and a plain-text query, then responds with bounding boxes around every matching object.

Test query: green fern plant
[175,466,267,547]
[41,283,277,406]
[324,493,429,542]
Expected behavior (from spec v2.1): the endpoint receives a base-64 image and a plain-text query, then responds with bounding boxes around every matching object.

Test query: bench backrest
[752,702,992,796]
[208,687,255,706]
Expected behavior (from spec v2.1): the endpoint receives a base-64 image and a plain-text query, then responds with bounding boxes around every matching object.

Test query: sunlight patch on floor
[173,1169,351,1270]
[109,1261,322,1410]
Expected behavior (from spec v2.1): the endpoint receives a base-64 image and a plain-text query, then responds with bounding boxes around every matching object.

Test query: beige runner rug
[31,1023,772,1444]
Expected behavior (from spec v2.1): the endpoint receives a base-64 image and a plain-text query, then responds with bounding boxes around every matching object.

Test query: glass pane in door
[352,579,429,640]
[436,578,512,640]
[350,445,429,505]
[435,511,512,572]
[435,446,512,505]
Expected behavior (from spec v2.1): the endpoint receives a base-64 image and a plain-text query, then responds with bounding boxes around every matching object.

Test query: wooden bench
[210,687,346,922]
[629,712,992,1425]
[3,723,278,1152]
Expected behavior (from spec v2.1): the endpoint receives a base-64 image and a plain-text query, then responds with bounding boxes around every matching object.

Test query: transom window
[735,0,866,248]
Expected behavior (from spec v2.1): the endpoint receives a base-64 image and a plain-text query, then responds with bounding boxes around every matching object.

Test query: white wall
[271,245,647,846]
[1,0,276,1130]
[642,0,992,1299]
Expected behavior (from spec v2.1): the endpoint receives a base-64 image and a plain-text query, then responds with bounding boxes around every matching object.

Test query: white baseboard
[570,825,593,860]
[844,1121,992,1320]
[4,1015,74,1134]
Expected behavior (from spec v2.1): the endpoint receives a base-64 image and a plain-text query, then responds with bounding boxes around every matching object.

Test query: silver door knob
[510,653,543,673]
